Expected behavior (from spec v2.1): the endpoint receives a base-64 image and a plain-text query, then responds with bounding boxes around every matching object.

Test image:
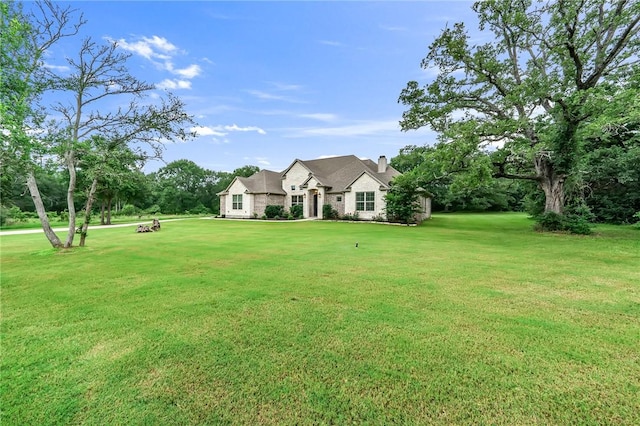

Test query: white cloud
[166,63,202,78]
[243,156,270,166]
[290,119,401,137]
[114,35,201,88]
[246,82,307,104]
[223,124,267,135]
[211,138,230,145]
[44,63,70,72]
[298,113,338,122]
[156,79,192,90]
[192,126,227,137]
[115,35,178,60]
[144,35,178,55]
[192,124,267,138]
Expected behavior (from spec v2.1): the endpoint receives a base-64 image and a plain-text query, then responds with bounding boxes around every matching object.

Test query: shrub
[372,214,387,222]
[322,204,339,220]
[145,204,162,215]
[633,212,640,229]
[264,205,285,219]
[564,216,593,235]
[0,206,9,226]
[534,211,565,232]
[8,206,27,222]
[119,204,137,216]
[342,212,360,221]
[534,211,592,235]
[190,203,211,215]
[290,204,303,219]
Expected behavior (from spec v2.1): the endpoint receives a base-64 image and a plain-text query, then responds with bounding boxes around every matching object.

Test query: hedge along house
[218,154,431,221]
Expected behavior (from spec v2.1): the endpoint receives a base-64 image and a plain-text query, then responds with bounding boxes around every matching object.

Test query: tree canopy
[399,0,640,221]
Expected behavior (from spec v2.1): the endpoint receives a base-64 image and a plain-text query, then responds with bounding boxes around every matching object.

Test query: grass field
[1,214,638,425]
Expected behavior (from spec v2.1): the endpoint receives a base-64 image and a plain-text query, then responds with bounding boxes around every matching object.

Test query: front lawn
[1,214,638,424]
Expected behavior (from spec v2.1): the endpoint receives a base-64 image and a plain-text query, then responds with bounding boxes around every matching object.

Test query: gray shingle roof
[237,170,286,194]
[220,155,400,195]
[300,155,399,192]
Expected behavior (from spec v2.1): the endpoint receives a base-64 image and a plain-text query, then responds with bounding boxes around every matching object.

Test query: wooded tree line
[389,143,640,224]
[2,159,259,221]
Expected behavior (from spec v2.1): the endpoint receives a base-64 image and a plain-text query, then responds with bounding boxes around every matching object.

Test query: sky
[40,1,480,173]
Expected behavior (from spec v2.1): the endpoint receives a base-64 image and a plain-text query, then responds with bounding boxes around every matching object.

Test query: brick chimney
[377,155,387,173]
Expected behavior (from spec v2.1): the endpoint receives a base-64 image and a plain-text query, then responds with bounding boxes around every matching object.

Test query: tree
[389,145,525,212]
[9,165,67,213]
[3,1,196,247]
[154,160,208,214]
[580,72,640,223]
[385,172,428,224]
[1,0,83,247]
[47,37,195,247]
[231,165,260,178]
[399,0,640,219]
[95,168,148,225]
[74,136,145,246]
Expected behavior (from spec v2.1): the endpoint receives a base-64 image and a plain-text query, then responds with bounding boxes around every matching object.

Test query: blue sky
[43,1,479,173]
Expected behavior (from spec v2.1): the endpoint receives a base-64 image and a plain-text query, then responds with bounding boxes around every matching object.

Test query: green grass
[1,213,639,425]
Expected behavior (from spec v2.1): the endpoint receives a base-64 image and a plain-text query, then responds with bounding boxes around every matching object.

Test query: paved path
[0,217,323,236]
[0,218,187,236]
[0,217,324,236]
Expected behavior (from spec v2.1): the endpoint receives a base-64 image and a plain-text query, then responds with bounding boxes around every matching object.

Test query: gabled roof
[294,155,400,193]
[217,169,286,195]
[219,155,400,196]
[343,169,389,192]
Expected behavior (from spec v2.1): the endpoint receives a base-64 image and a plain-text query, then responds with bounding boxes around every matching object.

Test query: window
[291,195,303,206]
[291,185,296,190]
[355,191,375,211]
[232,194,243,210]
[336,196,342,202]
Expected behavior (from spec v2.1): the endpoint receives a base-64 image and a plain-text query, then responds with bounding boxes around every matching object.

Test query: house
[218,155,431,221]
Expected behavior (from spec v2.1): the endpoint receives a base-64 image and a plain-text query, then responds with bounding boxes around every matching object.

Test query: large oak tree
[399,0,640,215]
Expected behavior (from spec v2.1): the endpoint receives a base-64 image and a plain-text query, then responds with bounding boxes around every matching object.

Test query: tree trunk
[107,197,112,225]
[100,201,105,225]
[26,172,63,248]
[535,152,565,214]
[64,151,77,248]
[79,177,98,247]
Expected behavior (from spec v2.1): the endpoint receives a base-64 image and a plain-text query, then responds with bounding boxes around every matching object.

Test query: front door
[313,193,318,217]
